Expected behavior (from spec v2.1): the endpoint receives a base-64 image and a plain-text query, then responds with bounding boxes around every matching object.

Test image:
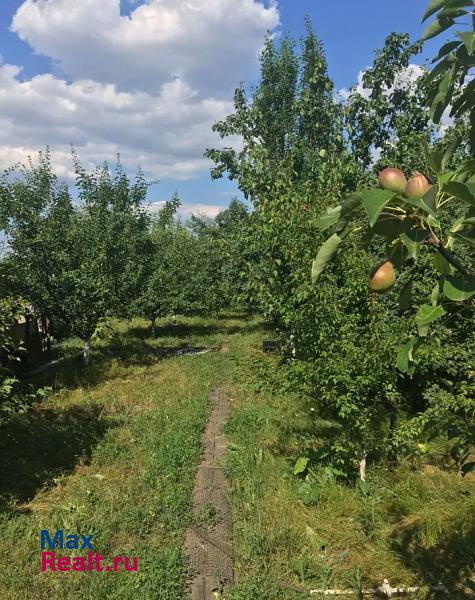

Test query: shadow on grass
[126,323,222,339]
[0,314,272,516]
[23,315,272,388]
[29,339,220,391]
[391,522,475,598]
[0,403,112,513]
[125,315,272,340]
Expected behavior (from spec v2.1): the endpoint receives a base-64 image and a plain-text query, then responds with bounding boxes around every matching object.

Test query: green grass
[0,315,258,600]
[225,346,475,600]
[0,315,473,599]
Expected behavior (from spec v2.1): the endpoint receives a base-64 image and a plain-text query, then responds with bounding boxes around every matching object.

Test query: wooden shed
[8,306,51,363]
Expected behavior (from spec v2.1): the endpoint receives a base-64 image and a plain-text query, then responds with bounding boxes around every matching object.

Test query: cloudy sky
[0,0,438,218]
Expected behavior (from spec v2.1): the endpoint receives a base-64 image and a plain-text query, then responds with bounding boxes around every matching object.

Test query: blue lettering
[41,530,63,550]
[81,534,94,550]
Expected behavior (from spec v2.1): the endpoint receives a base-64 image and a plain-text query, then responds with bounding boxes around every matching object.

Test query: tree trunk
[359,452,367,482]
[388,400,398,465]
[290,334,296,358]
[83,340,91,366]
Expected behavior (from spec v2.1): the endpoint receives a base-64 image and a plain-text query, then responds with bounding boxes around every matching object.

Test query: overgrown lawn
[226,347,475,599]
[0,316,250,599]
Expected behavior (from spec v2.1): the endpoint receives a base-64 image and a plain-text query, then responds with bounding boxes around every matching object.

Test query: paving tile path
[185,388,233,599]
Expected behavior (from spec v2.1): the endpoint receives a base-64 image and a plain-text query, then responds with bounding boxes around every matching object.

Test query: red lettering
[57,556,71,572]
[94,553,104,572]
[41,551,56,572]
[72,556,86,571]
[124,556,138,572]
[113,556,123,572]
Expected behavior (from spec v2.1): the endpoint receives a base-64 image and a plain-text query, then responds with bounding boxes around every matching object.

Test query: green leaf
[358,480,370,495]
[443,274,475,301]
[425,185,438,212]
[441,140,459,171]
[335,194,362,234]
[294,457,309,475]
[311,234,342,283]
[431,281,441,306]
[422,0,470,22]
[403,195,438,219]
[432,40,462,61]
[439,4,471,17]
[458,31,475,55]
[455,158,475,179]
[340,193,362,219]
[399,234,420,260]
[399,278,414,310]
[450,80,475,117]
[443,181,475,206]
[438,171,456,186]
[400,228,430,259]
[389,241,409,270]
[360,188,396,227]
[432,42,461,63]
[373,216,411,243]
[415,303,447,326]
[298,481,320,506]
[432,252,453,275]
[422,15,455,41]
[422,0,449,22]
[397,337,419,373]
[426,146,444,173]
[315,206,342,231]
[431,90,450,124]
[425,53,457,87]
[455,228,475,247]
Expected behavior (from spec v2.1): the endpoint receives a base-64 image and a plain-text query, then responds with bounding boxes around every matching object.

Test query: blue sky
[0,0,440,216]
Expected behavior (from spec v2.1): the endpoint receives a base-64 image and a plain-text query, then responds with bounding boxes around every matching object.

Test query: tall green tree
[0,150,74,329]
[206,21,342,197]
[188,198,251,311]
[206,24,344,331]
[309,6,475,477]
[345,33,433,174]
[0,151,151,364]
[133,194,181,333]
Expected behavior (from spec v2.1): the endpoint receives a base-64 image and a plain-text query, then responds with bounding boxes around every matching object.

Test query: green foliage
[0,149,75,325]
[208,13,474,479]
[226,332,475,595]
[0,296,23,416]
[345,33,434,175]
[70,153,151,337]
[421,0,475,151]
[0,296,49,421]
[134,195,250,328]
[206,21,343,195]
[313,86,474,379]
[0,150,151,362]
[303,1,475,475]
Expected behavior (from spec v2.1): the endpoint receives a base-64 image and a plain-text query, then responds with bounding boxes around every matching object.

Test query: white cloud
[0,0,278,183]
[148,200,224,220]
[0,65,238,179]
[11,0,279,96]
[393,64,425,90]
[337,63,425,103]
